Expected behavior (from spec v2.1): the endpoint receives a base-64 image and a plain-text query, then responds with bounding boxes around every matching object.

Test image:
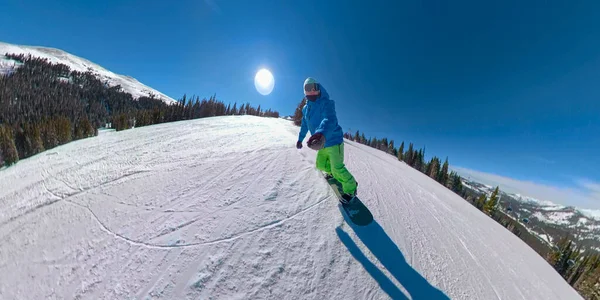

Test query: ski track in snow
[0,116,582,300]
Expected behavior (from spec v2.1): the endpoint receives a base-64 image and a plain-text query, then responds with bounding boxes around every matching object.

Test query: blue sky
[2,0,600,207]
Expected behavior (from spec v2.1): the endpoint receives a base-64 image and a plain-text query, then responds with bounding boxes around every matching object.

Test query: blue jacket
[298,84,344,148]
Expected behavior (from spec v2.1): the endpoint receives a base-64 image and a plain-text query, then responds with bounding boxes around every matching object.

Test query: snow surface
[539,205,567,211]
[0,41,176,104]
[0,116,581,299]
[548,212,575,225]
[579,209,600,221]
[512,193,558,207]
[533,211,574,226]
[532,212,550,223]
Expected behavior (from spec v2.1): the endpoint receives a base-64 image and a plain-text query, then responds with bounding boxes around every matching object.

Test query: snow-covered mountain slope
[0,116,581,300]
[0,41,176,104]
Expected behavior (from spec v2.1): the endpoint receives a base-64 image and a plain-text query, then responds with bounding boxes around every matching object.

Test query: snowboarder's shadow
[336,207,450,300]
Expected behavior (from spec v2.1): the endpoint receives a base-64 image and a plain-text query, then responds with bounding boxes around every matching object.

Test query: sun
[254,68,275,95]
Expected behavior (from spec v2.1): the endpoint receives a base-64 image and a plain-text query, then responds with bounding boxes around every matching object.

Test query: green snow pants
[316,143,358,195]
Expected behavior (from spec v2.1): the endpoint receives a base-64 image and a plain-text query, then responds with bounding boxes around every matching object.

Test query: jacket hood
[318,84,330,100]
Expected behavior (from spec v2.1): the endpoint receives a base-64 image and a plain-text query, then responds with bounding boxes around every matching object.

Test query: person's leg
[316,148,332,175]
[324,155,332,178]
[328,143,357,195]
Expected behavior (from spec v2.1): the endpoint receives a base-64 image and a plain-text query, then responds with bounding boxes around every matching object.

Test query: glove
[296,141,303,149]
[307,133,324,149]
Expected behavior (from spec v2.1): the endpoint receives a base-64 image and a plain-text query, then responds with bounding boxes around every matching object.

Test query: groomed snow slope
[0,116,581,300]
[0,41,176,104]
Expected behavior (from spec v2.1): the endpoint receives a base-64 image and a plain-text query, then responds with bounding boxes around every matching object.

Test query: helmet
[303,77,320,101]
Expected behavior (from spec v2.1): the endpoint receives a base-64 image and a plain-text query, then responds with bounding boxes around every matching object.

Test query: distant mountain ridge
[0,41,176,104]
[461,179,600,250]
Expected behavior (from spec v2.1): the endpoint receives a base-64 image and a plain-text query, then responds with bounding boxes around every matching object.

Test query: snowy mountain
[0,41,176,104]
[0,116,580,299]
[461,179,600,250]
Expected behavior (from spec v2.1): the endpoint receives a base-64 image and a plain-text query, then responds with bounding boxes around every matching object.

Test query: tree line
[345,130,465,195]
[111,94,279,131]
[0,53,279,167]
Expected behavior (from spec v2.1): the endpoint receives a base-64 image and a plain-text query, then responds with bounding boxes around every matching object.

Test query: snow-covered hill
[0,116,581,299]
[0,41,176,104]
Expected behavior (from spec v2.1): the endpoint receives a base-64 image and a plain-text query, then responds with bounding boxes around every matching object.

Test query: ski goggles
[304,82,320,96]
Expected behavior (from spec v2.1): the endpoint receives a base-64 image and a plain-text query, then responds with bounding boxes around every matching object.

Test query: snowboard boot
[340,181,358,205]
[324,173,334,180]
[340,193,356,205]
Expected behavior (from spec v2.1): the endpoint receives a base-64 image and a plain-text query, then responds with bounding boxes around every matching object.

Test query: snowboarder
[296,77,358,204]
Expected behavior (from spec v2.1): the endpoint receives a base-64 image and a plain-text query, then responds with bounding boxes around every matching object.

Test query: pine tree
[548,235,570,267]
[381,138,388,152]
[439,157,449,185]
[81,117,95,137]
[113,113,126,131]
[413,148,423,170]
[192,99,200,118]
[231,102,238,115]
[153,108,164,124]
[74,120,85,139]
[41,119,59,150]
[448,171,463,194]
[428,157,440,179]
[405,143,414,165]
[475,194,487,210]
[0,125,19,167]
[18,123,43,157]
[567,245,583,277]
[293,98,306,126]
[483,186,500,215]
[445,171,455,189]
[29,123,44,154]
[185,98,194,119]
[418,148,425,171]
[398,141,404,161]
[555,241,575,276]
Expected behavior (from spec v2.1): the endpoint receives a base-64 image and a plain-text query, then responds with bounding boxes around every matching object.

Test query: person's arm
[298,105,309,142]
[315,99,337,136]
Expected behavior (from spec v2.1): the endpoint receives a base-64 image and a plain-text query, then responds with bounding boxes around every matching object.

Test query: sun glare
[254,68,274,95]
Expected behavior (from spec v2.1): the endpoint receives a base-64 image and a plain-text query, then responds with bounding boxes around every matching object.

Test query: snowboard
[325,177,374,226]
